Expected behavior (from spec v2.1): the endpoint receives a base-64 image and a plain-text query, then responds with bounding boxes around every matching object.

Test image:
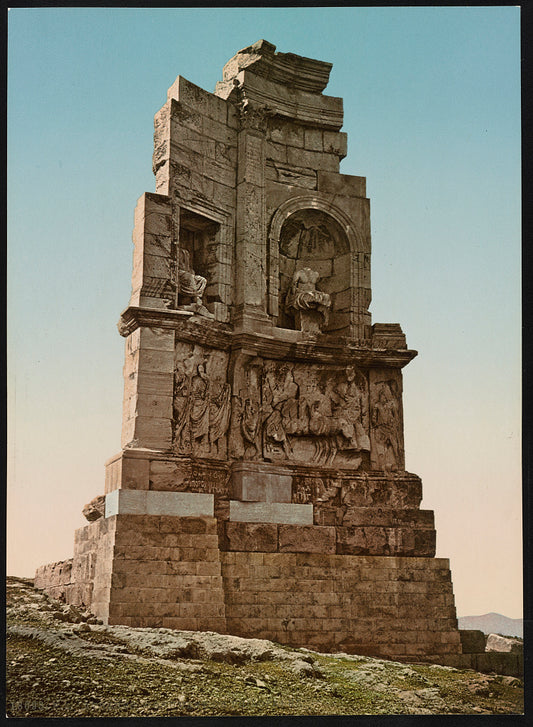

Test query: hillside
[6,577,523,717]
[458,614,523,639]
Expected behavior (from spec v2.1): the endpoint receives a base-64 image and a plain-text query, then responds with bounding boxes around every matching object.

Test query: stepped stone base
[35,512,462,661]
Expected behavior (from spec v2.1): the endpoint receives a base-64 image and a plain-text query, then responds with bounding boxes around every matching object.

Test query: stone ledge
[229,501,313,525]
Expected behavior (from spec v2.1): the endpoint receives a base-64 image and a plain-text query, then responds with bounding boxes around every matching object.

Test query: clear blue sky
[7,7,521,618]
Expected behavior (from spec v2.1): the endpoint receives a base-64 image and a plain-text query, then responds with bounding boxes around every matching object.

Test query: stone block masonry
[35,40,468,666]
[38,512,460,660]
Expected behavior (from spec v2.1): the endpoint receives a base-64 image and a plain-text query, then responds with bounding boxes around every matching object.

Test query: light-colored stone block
[229,501,313,525]
[146,491,213,517]
[322,130,348,158]
[105,490,214,518]
[167,76,228,125]
[231,463,292,503]
[129,416,173,450]
[105,489,120,517]
[134,393,173,419]
[137,349,174,374]
[304,128,323,151]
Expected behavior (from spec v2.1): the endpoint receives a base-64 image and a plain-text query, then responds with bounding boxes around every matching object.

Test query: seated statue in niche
[176,248,213,318]
[285,267,331,334]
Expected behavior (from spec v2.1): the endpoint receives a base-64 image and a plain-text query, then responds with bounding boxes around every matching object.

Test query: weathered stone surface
[278,524,336,553]
[485,633,523,654]
[105,490,214,518]
[231,462,292,503]
[459,629,487,654]
[82,495,106,522]
[35,40,462,664]
[229,501,313,525]
[224,522,278,552]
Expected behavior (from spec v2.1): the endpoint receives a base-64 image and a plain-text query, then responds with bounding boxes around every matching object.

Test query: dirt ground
[5,576,524,718]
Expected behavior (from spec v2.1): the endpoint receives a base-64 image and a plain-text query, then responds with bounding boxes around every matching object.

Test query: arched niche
[268,196,369,336]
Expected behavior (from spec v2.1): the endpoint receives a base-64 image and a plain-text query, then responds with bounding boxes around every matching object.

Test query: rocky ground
[6,576,524,717]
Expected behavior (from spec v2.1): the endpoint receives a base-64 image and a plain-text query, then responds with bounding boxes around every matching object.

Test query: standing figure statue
[209,381,231,455]
[241,398,261,459]
[189,362,210,452]
[332,366,370,452]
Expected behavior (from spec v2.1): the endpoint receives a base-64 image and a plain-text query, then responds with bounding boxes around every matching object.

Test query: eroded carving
[190,363,210,450]
[285,267,331,333]
[176,248,213,318]
[280,210,348,259]
[257,361,370,467]
[332,366,370,451]
[172,344,230,457]
[293,477,341,504]
[371,380,403,472]
[229,357,264,460]
[209,380,231,455]
[237,98,273,133]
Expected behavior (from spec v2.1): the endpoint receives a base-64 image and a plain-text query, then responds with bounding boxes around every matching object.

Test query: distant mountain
[458,613,523,638]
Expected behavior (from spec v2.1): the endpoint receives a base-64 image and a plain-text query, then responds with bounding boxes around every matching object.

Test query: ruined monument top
[214,39,343,130]
[217,39,333,94]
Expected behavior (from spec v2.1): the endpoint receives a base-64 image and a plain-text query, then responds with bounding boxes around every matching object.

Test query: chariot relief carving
[228,357,371,468]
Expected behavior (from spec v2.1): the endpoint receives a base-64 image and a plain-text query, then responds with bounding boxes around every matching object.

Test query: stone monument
[36,41,462,662]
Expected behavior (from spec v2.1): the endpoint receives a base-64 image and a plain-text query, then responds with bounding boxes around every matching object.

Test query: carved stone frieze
[292,476,341,505]
[370,376,404,471]
[228,356,371,468]
[228,356,264,460]
[291,473,422,512]
[172,343,231,458]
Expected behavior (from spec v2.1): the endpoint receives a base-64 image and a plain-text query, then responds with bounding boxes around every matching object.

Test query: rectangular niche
[179,209,221,313]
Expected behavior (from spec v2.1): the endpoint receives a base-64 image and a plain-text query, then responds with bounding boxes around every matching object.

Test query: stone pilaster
[129,193,174,309]
[120,326,175,451]
[233,101,271,330]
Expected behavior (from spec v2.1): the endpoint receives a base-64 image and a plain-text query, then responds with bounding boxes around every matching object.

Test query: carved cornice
[118,306,417,368]
[237,98,274,134]
[230,331,417,368]
[221,40,333,95]
[118,306,234,350]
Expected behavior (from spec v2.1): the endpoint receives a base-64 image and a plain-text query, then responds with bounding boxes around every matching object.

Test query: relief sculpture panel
[369,372,404,472]
[174,347,404,473]
[229,356,371,468]
[228,356,263,460]
[172,342,231,458]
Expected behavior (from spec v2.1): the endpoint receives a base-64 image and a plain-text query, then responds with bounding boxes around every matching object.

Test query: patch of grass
[5,578,524,717]
[4,635,420,717]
